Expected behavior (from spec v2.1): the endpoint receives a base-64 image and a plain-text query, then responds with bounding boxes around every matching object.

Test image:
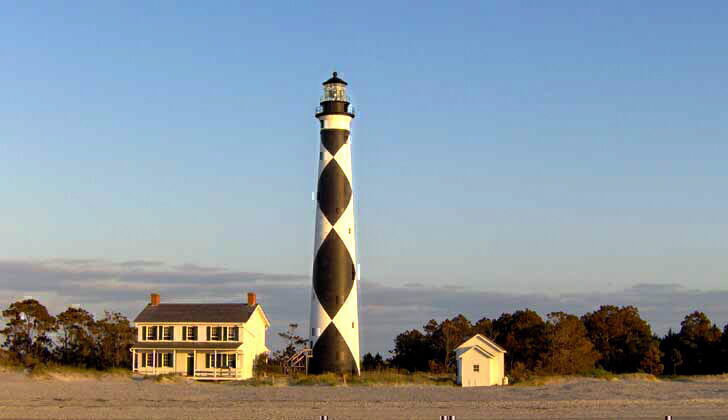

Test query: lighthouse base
[309,324,359,375]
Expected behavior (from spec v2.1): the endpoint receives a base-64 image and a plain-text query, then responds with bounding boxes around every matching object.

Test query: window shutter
[170,327,175,341]
[182,326,187,341]
[205,354,210,369]
[152,326,158,340]
[223,327,227,341]
[193,326,198,340]
[206,326,211,341]
[134,353,138,369]
[141,353,146,368]
[142,326,147,341]
[234,327,239,341]
[156,352,162,367]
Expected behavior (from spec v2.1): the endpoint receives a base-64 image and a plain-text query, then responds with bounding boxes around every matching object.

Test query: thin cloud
[0,259,726,355]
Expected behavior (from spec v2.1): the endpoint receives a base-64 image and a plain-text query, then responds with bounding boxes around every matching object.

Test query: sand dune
[0,372,726,419]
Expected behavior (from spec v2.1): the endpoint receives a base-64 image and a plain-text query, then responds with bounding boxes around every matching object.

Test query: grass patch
[27,364,132,380]
[662,373,728,382]
[350,370,455,386]
[153,373,186,383]
[237,369,456,387]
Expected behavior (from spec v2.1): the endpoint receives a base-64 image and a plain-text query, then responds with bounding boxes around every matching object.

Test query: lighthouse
[309,72,360,375]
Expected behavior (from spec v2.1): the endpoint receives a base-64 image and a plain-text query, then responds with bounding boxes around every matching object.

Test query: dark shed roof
[323,72,347,86]
[133,303,258,323]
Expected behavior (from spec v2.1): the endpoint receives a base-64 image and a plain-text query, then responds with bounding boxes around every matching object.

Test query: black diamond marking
[313,229,355,319]
[317,159,351,225]
[320,129,349,156]
[310,323,358,374]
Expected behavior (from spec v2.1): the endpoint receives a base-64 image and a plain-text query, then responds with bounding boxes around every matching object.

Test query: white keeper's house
[131,292,269,380]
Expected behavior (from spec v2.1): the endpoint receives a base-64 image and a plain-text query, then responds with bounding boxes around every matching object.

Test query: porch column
[173,349,176,372]
[214,349,217,378]
[193,350,197,377]
[153,349,156,375]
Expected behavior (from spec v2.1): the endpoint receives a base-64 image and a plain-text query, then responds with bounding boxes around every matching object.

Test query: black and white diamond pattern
[310,128,360,375]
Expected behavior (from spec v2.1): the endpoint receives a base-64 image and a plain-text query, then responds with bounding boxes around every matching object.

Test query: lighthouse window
[352,322,355,329]
[319,152,323,160]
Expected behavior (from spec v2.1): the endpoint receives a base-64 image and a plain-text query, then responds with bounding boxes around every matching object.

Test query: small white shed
[455,334,507,387]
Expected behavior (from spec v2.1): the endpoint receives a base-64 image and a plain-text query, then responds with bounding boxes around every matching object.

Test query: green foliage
[581,305,662,374]
[390,328,435,372]
[1,299,135,370]
[660,311,723,375]
[389,307,727,379]
[1,299,57,366]
[55,307,97,367]
[238,369,455,386]
[538,312,600,375]
[276,323,307,362]
[362,352,386,371]
[493,309,547,373]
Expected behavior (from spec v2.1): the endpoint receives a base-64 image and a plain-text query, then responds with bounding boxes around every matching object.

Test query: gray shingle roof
[133,303,258,323]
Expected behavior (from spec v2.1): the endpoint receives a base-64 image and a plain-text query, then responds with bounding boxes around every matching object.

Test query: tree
[639,340,664,375]
[493,309,547,372]
[1,299,57,366]
[362,352,386,371]
[440,315,472,372]
[55,306,97,367]
[721,324,728,373]
[277,323,307,361]
[539,312,600,375]
[678,311,722,374]
[581,305,658,373]
[95,311,135,369]
[390,329,434,372]
[472,317,495,338]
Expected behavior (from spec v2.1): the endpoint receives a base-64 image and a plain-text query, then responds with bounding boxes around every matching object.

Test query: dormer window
[228,327,239,341]
[183,326,197,341]
[162,326,173,340]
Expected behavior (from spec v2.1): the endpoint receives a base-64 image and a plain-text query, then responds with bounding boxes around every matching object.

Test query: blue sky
[1,2,727,352]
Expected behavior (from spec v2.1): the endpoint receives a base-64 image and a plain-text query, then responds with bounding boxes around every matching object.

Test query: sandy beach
[0,372,727,419]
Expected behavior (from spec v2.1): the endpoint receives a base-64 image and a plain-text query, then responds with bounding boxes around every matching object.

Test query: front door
[186,353,194,376]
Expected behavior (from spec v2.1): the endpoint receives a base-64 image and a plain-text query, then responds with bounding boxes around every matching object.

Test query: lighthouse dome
[322,71,348,86]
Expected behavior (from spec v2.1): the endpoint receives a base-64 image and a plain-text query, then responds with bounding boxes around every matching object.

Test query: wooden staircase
[283,348,312,375]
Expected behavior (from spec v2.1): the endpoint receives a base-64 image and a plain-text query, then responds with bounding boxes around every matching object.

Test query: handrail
[315,105,356,116]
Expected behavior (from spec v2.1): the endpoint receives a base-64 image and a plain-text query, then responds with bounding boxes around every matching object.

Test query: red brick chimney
[150,293,160,306]
[247,292,256,306]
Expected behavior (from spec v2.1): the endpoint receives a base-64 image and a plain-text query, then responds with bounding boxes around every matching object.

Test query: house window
[211,326,222,341]
[163,353,173,367]
[146,326,156,340]
[473,364,480,372]
[186,326,196,340]
[228,327,238,341]
[206,353,233,368]
[146,353,154,367]
[162,326,173,341]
